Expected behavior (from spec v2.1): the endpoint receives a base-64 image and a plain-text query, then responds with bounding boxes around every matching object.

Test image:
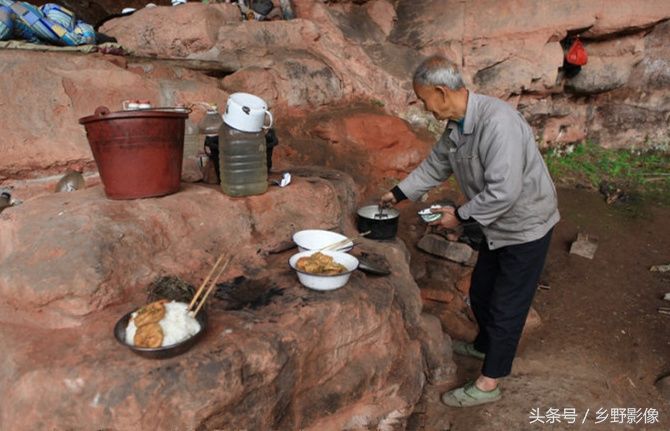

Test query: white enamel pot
[223,92,273,132]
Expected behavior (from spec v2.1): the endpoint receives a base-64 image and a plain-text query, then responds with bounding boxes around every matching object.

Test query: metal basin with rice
[113,308,207,359]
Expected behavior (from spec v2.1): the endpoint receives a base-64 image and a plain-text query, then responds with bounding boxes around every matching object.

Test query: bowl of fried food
[289,250,359,291]
[113,299,207,359]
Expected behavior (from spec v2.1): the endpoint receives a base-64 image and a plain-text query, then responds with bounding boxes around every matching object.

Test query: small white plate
[418,205,443,223]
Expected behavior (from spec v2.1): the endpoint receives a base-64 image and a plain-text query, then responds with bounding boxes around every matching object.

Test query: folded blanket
[0,1,95,46]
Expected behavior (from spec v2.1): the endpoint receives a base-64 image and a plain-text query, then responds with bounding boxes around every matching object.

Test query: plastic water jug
[219,123,267,196]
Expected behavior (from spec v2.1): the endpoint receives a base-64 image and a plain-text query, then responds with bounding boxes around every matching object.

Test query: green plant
[543,141,670,205]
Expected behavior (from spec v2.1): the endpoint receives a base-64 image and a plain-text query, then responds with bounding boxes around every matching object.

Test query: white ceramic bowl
[292,229,353,253]
[418,205,444,223]
[289,250,359,291]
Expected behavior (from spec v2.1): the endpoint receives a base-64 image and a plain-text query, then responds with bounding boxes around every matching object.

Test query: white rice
[125,301,201,347]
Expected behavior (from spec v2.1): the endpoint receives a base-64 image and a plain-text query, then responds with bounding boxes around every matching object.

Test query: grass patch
[543,141,670,205]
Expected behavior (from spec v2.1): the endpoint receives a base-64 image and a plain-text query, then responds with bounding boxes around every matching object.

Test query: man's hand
[379,191,397,208]
[428,206,460,229]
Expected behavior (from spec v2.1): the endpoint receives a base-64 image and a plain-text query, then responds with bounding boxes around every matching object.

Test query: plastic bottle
[184,117,199,160]
[218,122,268,197]
[199,104,223,182]
[176,105,202,182]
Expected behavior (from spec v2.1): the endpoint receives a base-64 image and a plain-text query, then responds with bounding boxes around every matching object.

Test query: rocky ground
[403,188,670,431]
[9,165,669,430]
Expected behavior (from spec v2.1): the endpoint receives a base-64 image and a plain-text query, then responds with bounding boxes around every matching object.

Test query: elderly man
[381,56,559,407]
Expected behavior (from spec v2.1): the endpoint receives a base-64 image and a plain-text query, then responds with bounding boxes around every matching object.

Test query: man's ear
[434,85,450,102]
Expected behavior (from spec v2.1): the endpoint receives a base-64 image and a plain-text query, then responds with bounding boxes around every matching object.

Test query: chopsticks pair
[188,252,233,316]
[319,231,371,252]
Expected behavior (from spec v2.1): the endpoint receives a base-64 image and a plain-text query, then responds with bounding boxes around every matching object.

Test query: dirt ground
[405,187,670,431]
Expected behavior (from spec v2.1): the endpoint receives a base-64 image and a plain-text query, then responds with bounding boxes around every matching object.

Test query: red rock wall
[1,1,669,184]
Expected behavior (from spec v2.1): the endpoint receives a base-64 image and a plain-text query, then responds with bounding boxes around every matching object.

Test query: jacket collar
[446,90,476,143]
[462,91,476,135]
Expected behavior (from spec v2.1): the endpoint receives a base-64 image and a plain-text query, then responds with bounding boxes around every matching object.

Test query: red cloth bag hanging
[566,37,588,66]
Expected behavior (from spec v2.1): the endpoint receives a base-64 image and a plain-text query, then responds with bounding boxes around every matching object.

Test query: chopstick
[188,251,230,312]
[192,256,233,316]
[377,204,385,220]
[320,231,371,252]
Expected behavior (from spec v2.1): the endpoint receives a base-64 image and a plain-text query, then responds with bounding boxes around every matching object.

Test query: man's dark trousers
[470,229,553,378]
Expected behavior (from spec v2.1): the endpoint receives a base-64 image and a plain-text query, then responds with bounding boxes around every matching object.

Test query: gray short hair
[413,56,465,90]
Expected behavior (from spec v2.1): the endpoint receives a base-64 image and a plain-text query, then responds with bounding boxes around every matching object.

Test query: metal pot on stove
[356,205,399,240]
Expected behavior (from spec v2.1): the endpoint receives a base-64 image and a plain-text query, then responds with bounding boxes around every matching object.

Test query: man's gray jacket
[397,91,560,250]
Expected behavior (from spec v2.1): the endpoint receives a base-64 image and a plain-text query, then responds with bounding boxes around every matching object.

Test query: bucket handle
[132,106,193,114]
[94,106,192,116]
[263,110,273,130]
[133,106,193,113]
[95,106,111,117]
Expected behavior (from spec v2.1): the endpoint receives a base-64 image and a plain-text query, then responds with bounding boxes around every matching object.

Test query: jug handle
[263,110,273,130]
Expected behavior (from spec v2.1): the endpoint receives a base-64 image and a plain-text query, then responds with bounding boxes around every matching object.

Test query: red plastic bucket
[79,106,188,199]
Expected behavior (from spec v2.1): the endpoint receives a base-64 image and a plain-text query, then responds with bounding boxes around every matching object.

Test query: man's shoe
[453,340,485,360]
[441,381,502,407]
